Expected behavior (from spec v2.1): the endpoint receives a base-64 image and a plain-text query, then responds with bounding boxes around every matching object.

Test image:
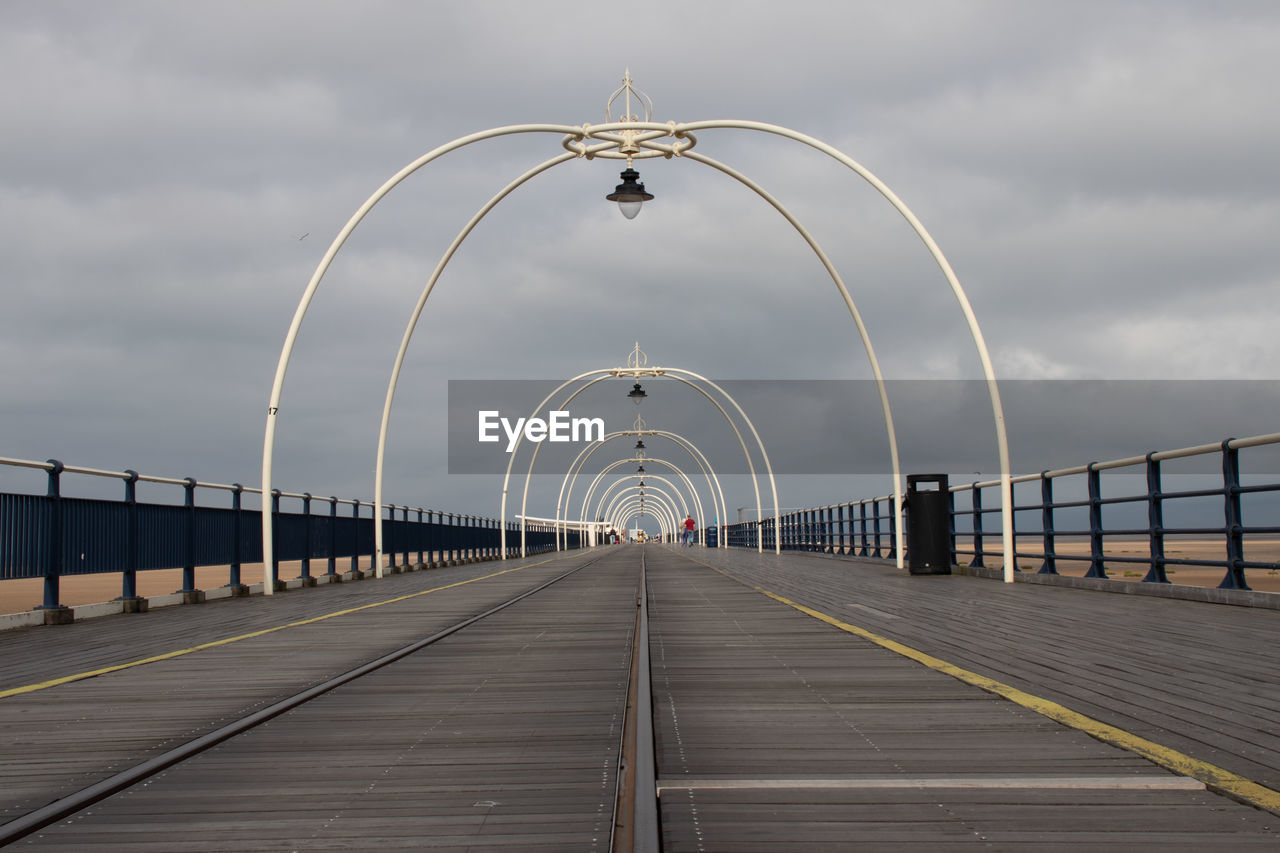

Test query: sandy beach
[954,537,1280,592]
[0,559,377,616]
[3,539,1277,616]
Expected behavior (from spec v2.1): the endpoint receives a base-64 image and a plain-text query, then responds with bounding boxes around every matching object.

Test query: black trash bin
[906,474,951,575]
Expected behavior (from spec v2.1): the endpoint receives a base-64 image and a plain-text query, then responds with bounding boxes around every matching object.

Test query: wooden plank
[10,549,643,850]
[645,549,1280,850]
[686,547,1280,789]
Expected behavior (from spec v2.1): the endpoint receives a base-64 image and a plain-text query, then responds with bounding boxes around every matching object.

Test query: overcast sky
[3,1,1278,522]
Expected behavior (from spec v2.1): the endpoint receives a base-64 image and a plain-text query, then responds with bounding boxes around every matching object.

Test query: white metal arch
[597,476,688,521]
[615,510,671,543]
[602,484,682,537]
[263,114,1013,589]
[612,495,676,541]
[609,497,681,547]
[390,145,900,561]
[581,461,704,542]
[505,366,774,557]
[614,510,669,543]
[611,493,677,540]
[595,475,698,543]
[579,458,700,524]
[556,428,726,549]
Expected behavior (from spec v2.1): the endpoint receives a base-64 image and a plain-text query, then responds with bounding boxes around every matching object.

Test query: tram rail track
[611,548,661,853]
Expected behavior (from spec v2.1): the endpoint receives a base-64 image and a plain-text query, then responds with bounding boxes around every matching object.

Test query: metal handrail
[721,430,1280,592]
[1,455,571,612]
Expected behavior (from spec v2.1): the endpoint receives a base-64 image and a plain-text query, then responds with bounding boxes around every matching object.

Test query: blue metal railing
[1,457,575,611]
[724,496,898,559]
[722,432,1280,592]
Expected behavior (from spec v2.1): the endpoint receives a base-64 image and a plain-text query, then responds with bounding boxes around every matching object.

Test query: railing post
[971,484,985,568]
[872,499,882,558]
[270,489,282,591]
[836,504,846,554]
[1220,440,1249,590]
[228,483,249,596]
[121,470,140,603]
[1085,463,1107,578]
[299,493,313,583]
[40,460,71,621]
[1039,472,1057,575]
[1143,455,1169,583]
[417,508,425,567]
[886,498,897,562]
[386,504,398,572]
[327,497,338,578]
[349,500,361,578]
[402,506,411,567]
[947,488,957,568]
[858,501,868,557]
[370,502,379,575]
[182,478,202,602]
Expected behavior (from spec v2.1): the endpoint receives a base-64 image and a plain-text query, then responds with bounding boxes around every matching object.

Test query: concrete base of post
[341,570,365,582]
[295,576,318,587]
[40,606,74,626]
[117,596,149,613]
[224,584,251,597]
[181,590,206,605]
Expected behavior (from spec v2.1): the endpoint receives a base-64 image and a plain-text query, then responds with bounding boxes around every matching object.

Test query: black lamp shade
[606,168,654,219]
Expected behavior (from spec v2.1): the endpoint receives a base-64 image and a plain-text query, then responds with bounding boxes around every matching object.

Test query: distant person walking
[683,514,696,547]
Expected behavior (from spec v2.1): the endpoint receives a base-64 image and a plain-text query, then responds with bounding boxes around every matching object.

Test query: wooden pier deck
[0,546,1276,850]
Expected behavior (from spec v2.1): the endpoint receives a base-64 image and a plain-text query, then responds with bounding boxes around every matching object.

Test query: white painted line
[845,602,899,620]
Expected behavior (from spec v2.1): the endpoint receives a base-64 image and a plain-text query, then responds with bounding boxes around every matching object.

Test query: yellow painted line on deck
[0,556,569,700]
[683,554,1280,817]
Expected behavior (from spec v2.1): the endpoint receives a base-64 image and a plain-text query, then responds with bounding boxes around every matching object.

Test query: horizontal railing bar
[952,431,1280,492]
[0,455,461,517]
[0,457,54,471]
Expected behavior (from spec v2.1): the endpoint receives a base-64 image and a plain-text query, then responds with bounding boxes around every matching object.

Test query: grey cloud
[3,1,1278,522]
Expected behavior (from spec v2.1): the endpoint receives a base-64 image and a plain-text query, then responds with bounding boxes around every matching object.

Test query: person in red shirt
[683,514,696,546]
